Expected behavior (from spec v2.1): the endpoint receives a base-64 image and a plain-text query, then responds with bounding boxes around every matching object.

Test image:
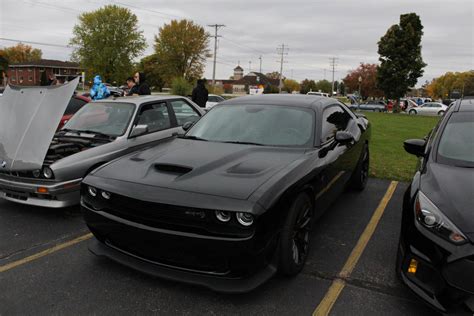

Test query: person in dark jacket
[132,72,151,95]
[192,79,209,108]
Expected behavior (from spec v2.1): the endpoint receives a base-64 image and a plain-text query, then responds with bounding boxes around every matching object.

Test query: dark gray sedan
[351,100,387,112]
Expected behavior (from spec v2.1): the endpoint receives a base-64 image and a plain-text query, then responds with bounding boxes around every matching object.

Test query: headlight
[42,167,53,179]
[87,186,97,197]
[236,212,254,226]
[415,191,467,245]
[215,210,231,222]
[101,191,111,200]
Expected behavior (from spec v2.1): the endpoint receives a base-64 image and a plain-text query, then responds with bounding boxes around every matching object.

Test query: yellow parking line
[313,181,399,316]
[0,233,93,273]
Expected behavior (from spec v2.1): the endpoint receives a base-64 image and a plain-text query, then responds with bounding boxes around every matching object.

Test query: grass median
[362,112,440,182]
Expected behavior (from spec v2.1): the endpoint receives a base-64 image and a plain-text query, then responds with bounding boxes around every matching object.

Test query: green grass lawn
[362,112,440,182]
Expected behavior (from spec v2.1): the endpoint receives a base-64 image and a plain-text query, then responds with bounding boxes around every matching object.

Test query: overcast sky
[1,0,473,86]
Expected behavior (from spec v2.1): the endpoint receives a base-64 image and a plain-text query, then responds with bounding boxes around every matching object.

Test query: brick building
[6,59,81,86]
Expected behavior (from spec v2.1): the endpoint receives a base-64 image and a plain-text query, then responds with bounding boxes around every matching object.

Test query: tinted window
[170,99,200,126]
[437,113,474,167]
[64,97,87,115]
[321,105,352,143]
[187,104,314,147]
[136,102,171,133]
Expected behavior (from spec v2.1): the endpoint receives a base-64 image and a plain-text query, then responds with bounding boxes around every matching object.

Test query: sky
[1,0,473,86]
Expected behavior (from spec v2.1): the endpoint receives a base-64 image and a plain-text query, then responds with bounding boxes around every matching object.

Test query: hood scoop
[154,163,193,175]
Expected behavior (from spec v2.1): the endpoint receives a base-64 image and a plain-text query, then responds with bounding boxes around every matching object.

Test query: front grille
[89,193,254,239]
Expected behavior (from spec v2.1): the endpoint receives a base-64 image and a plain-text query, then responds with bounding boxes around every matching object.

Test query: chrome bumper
[0,176,82,208]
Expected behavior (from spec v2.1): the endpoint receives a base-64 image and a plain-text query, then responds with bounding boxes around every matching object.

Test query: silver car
[0,79,204,208]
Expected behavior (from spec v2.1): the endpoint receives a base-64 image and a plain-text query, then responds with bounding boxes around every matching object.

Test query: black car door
[315,104,362,215]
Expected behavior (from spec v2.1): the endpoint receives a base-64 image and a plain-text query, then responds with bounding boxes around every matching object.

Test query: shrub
[171,77,192,96]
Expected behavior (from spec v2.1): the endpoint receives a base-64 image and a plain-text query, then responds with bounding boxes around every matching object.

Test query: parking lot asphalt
[0,178,470,315]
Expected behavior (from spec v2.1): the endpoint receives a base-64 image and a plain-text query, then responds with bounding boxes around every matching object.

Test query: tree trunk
[394,98,401,113]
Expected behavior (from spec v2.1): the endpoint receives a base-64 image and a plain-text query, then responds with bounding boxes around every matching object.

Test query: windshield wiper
[180,135,208,141]
[222,141,264,146]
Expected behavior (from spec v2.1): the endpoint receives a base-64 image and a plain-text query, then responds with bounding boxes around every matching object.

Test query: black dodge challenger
[398,97,474,312]
[82,94,371,293]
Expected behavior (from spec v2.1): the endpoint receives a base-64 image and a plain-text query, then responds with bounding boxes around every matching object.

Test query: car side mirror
[335,131,354,145]
[404,139,426,157]
[182,121,194,131]
[130,124,148,137]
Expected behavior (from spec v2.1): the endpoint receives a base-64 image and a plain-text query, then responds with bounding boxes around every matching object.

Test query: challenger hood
[422,162,474,239]
[93,139,307,200]
[0,78,79,171]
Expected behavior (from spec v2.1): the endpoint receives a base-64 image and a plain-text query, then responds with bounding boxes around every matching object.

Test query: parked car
[0,79,204,208]
[408,102,447,116]
[82,94,371,292]
[353,100,387,112]
[307,91,329,97]
[104,83,125,97]
[402,99,419,112]
[206,94,225,109]
[398,97,474,313]
[58,95,91,130]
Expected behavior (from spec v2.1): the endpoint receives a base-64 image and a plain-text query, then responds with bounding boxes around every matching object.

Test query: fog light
[408,258,418,274]
[215,210,231,222]
[101,191,111,200]
[88,186,97,197]
[37,187,48,194]
[236,212,254,226]
[42,167,53,179]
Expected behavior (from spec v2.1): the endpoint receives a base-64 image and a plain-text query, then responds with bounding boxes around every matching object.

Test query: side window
[64,98,87,115]
[321,105,352,143]
[170,99,200,126]
[136,102,171,133]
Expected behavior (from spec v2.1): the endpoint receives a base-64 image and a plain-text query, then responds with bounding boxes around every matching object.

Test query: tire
[279,193,314,276]
[409,109,416,115]
[438,110,445,116]
[350,145,369,191]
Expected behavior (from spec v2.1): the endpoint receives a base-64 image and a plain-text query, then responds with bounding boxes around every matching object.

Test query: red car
[58,95,91,130]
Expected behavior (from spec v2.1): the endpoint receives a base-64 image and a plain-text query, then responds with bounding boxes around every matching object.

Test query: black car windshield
[63,102,135,137]
[437,112,474,167]
[186,104,315,147]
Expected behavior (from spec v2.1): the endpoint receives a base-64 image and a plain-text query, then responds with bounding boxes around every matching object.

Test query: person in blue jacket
[89,75,110,100]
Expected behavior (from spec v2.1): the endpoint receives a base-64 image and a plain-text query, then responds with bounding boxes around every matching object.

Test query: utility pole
[259,55,262,73]
[277,44,289,93]
[329,57,338,96]
[249,60,252,73]
[207,24,225,86]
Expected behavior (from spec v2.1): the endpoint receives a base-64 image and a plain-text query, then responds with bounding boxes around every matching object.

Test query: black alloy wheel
[279,193,313,276]
[351,145,369,191]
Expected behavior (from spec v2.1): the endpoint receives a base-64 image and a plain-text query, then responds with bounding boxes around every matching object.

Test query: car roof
[96,95,188,105]
[458,97,474,112]
[220,94,334,109]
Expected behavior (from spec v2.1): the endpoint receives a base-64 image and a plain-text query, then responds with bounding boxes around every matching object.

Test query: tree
[377,13,426,112]
[425,71,474,99]
[343,63,383,99]
[137,54,164,91]
[299,79,317,94]
[154,19,209,84]
[70,5,146,84]
[315,80,332,94]
[170,77,193,96]
[283,79,300,93]
[339,81,346,96]
[0,43,42,64]
[265,71,281,80]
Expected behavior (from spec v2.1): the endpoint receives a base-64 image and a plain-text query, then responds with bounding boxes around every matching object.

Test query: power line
[207,24,225,85]
[277,44,289,93]
[0,37,75,49]
[220,36,268,55]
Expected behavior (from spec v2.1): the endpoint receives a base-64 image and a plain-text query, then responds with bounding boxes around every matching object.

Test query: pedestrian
[192,79,208,108]
[132,72,151,95]
[48,73,57,85]
[89,75,110,100]
[126,76,138,96]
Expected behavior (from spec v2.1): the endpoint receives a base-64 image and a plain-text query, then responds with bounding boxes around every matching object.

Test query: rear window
[437,113,474,167]
[64,97,87,115]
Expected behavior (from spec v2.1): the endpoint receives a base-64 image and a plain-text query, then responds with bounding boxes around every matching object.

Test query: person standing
[89,75,110,100]
[192,79,208,108]
[133,72,151,95]
[126,77,138,96]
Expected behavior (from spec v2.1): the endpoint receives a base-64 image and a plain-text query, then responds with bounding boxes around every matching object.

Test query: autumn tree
[377,13,426,111]
[0,43,42,64]
[425,71,474,99]
[154,19,209,84]
[343,63,383,99]
[70,5,146,84]
[283,79,300,93]
[299,79,317,94]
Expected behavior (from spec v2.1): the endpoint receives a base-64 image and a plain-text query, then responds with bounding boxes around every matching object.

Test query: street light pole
[358,76,362,102]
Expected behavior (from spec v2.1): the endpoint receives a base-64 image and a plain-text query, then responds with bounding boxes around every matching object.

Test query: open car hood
[0,78,79,171]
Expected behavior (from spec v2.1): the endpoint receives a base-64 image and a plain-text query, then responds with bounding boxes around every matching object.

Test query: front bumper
[399,217,474,312]
[0,175,82,208]
[82,202,279,293]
